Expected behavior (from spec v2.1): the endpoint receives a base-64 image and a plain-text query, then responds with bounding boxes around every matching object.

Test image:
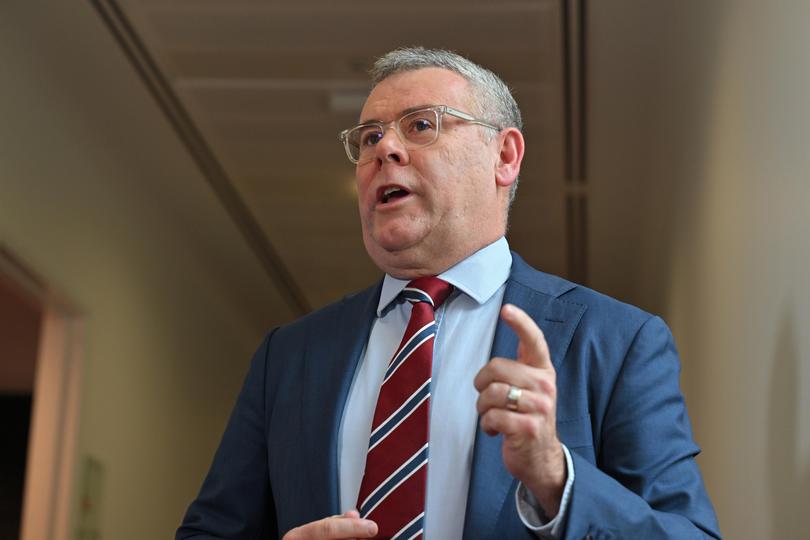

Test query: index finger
[500,304,552,369]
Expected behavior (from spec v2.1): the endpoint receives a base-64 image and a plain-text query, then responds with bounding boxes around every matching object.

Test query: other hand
[473,304,567,517]
[282,510,378,540]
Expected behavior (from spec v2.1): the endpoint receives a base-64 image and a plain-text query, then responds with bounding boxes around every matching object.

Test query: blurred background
[1,0,808,538]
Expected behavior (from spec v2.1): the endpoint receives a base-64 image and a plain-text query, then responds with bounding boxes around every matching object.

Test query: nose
[374,124,409,166]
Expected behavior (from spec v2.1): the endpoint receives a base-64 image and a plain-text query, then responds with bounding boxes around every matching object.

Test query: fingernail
[365,521,378,535]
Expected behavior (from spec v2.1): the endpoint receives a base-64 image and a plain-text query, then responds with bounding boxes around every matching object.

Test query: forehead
[360,67,474,122]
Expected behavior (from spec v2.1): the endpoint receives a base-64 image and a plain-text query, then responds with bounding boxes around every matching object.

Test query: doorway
[0,259,42,538]
[0,248,82,540]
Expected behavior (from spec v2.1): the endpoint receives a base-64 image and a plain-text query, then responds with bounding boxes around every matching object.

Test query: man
[177,48,721,539]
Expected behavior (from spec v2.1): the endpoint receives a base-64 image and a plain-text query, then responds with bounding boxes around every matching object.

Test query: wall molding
[562,0,589,284]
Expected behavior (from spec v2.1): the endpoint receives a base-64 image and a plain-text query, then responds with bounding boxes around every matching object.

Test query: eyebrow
[358,104,435,125]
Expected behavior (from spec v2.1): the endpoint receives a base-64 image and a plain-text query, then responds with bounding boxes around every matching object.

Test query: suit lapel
[463,256,585,538]
[301,283,382,517]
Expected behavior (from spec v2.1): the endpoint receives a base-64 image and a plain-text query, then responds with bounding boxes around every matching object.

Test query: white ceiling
[117,0,569,310]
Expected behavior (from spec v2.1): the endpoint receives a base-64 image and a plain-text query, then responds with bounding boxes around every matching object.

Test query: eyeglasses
[338,105,501,164]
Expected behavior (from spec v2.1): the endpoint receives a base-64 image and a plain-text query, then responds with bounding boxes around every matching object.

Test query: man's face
[355,68,510,278]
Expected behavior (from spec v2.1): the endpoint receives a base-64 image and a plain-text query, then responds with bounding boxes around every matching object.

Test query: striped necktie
[357,276,453,539]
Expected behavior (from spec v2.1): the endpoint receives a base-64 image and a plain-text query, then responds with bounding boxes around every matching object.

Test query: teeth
[381,186,406,204]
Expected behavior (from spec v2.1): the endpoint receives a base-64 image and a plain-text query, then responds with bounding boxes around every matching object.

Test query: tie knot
[401,276,453,309]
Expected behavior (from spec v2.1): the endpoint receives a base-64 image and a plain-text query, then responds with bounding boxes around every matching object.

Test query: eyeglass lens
[347,109,440,162]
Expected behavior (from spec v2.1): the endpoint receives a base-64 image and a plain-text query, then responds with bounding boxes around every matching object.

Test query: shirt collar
[377,237,512,316]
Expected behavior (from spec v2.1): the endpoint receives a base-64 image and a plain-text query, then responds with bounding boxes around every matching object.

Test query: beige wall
[588,2,810,538]
[0,2,295,538]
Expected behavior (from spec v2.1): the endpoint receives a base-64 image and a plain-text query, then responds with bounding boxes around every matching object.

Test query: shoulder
[508,252,656,336]
[250,280,382,394]
[264,280,383,346]
[510,254,682,406]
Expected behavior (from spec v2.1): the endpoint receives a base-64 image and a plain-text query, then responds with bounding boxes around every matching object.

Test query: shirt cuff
[514,444,575,539]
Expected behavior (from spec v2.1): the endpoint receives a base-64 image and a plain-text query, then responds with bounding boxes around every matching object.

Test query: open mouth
[377,185,411,204]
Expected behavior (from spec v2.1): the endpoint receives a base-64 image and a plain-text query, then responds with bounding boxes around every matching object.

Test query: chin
[366,243,454,282]
[366,225,423,253]
[364,240,419,276]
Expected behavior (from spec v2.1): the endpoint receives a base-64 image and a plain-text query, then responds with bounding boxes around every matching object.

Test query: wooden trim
[19,311,83,540]
[561,0,589,283]
[0,249,83,540]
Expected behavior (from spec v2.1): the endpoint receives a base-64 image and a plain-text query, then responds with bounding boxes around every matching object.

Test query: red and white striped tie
[357,276,453,539]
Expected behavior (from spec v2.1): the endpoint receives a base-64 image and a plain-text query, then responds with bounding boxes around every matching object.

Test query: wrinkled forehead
[359,67,476,124]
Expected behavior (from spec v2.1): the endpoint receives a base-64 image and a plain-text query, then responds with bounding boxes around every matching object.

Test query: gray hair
[370,47,523,203]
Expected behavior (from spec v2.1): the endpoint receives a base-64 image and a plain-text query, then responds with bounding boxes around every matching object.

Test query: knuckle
[319,519,338,536]
[536,396,553,416]
[525,374,543,393]
[481,409,499,429]
[475,395,486,414]
[485,382,504,400]
[521,416,541,437]
[475,365,496,390]
[537,376,556,396]
[524,392,542,412]
[492,358,512,372]
[486,358,503,375]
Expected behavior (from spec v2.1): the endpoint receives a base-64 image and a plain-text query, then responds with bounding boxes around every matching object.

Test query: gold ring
[506,385,522,411]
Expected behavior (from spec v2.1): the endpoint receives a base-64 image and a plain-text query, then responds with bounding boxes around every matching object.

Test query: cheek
[434,146,491,202]
[355,167,375,204]
[429,147,463,190]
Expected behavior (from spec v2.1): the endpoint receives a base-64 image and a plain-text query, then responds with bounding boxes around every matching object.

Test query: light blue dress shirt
[338,237,573,539]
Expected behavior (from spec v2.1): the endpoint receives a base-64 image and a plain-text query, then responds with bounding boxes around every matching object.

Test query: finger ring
[506,385,522,411]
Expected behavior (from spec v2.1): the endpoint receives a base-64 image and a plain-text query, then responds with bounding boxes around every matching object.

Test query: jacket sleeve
[176,332,278,540]
[562,316,721,540]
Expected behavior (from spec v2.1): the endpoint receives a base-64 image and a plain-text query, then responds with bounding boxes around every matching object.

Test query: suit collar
[376,237,512,315]
[507,252,578,299]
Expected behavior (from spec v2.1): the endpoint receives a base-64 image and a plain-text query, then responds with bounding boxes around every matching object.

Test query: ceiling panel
[117,0,568,309]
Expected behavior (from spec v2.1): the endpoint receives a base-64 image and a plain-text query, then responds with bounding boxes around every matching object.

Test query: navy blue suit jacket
[177,254,721,539]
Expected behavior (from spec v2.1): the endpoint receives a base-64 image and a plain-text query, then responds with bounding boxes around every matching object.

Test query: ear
[494,127,525,188]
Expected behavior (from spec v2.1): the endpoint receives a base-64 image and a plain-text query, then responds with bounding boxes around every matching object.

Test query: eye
[404,116,435,134]
[359,127,383,147]
[412,118,434,132]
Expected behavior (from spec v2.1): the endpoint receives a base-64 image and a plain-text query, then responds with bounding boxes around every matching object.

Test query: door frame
[1,247,83,540]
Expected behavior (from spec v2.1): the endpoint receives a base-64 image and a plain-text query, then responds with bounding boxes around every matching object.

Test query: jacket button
[585,536,593,540]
